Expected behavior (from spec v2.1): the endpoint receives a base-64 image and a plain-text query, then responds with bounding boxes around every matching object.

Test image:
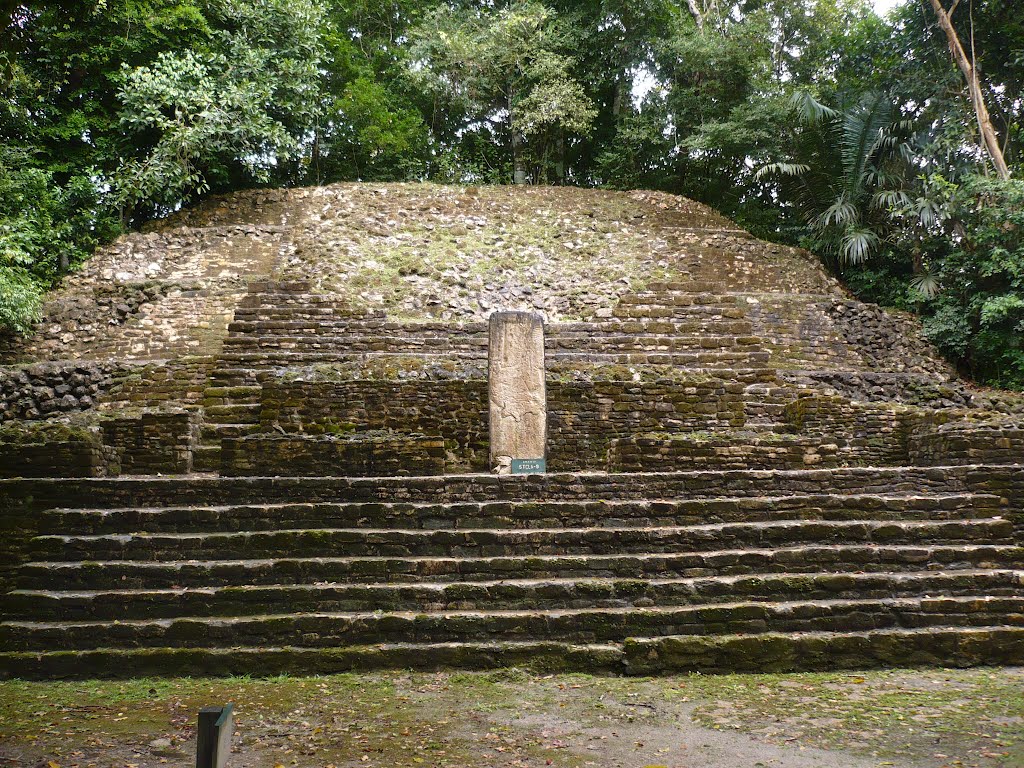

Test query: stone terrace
[0,183,1022,678]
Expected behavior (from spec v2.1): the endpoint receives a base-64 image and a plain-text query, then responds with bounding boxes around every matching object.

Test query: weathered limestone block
[488,311,546,473]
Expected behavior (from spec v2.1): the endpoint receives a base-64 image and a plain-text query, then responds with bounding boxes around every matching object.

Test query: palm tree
[758,90,917,269]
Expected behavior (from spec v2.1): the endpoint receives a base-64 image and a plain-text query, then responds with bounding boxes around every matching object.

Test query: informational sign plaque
[511,458,546,474]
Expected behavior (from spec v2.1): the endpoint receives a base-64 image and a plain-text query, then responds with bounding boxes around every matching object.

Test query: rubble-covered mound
[3,183,854,361]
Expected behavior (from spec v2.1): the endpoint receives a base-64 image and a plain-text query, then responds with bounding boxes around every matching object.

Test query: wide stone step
[4,595,1023,652]
[225,318,756,336]
[17,545,1023,590]
[585,320,757,334]
[233,301,386,312]
[4,466,1014,508]
[221,332,763,354]
[201,386,261,409]
[621,626,1024,675]
[545,350,772,366]
[228,318,486,333]
[190,445,221,473]
[37,493,1008,535]
[4,625,1020,680]
[549,363,778,383]
[7,570,1021,622]
[199,423,258,441]
[618,292,747,306]
[208,367,261,384]
[223,334,488,351]
[30,518,1015,562]
[546,334,764,351]
[217,350,488,365]
[203,403,260,424]
[612,304,748,320]
[627,289,835,301]
[201,384,262,399]
[0,640,621,679]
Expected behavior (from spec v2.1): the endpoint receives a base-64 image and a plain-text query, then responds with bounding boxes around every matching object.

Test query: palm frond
[912,198,941,228]
[839,91,893,196]
[815,197,858,229]
[755,162,810,180]
[910,271,941,298]
[789,91,838,125]
[872,189,911,210]
[839,227,880,264]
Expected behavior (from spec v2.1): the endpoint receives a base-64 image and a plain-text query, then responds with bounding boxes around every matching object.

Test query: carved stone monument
[488,311,546,474]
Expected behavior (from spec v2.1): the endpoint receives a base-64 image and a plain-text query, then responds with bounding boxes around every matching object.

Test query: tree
[408,0,596,184]
[920,177,1024,386]
[758,91,918,267]
[317,76,429,182]
[114,0,325,218]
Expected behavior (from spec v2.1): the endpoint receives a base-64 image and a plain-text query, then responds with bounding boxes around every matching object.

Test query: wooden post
[196,704,234,768]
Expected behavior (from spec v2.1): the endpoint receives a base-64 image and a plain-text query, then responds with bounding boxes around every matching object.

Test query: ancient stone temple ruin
[0,184,1022,678]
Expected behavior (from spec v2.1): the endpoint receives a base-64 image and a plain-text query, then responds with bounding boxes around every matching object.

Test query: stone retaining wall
[607,433,840,472]
[101,410,199,475]
[0,422,112,478]
[259,379,489,470]
[909,423,1024,466]
[0,409,198,478]
[221,433,446,477]
[548,378,746,470]
[747,297,957,376]
[98,357,215,411]
[778,370,973,408]
[783,396,910,465]
[606,396,1024,472]
[258,373,752,472]
[0,282,172,361]
[0,357,214,423]
[0,362,126,421]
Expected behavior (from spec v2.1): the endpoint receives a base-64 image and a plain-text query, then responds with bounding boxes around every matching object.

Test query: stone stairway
[192,281,781,472]
[2,467,1022,678]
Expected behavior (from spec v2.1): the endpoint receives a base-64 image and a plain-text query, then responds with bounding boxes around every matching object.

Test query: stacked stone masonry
[0,183,1022,678]
[221,433,446,477]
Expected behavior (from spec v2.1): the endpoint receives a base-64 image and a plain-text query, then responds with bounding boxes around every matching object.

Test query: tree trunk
[686,0,704,31]
[927,0,1010,180]
[310,128,321,185]
[509,91,528,185]
[554,134,566,185]
[512,131,528,185]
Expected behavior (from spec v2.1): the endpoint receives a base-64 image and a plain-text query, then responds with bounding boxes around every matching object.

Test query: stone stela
[488,311,547,474]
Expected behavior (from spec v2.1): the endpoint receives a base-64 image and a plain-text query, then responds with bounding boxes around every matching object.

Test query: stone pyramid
[1,183,1021,678]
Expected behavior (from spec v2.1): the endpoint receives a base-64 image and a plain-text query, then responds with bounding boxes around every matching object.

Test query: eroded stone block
[488,311,546,473]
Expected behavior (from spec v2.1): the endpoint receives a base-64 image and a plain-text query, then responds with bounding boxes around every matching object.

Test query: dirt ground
[1,667,1022,768]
